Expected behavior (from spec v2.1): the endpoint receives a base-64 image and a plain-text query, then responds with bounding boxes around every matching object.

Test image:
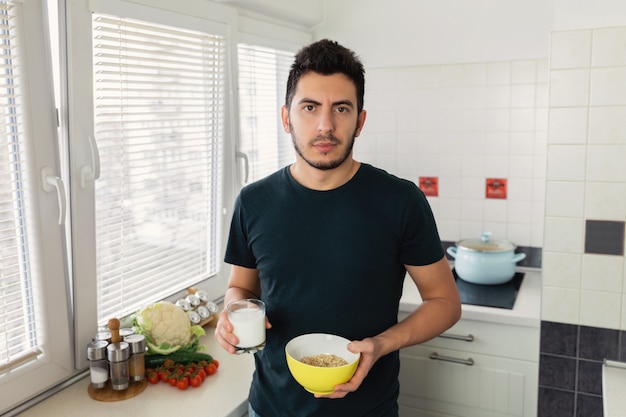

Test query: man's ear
[355,109,367,137]
[281,106,290,133]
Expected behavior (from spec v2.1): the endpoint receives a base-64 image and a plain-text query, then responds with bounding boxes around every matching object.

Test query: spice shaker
[87,340,109,389]
[124,334,146,381]
[107,318,130,391]
[93,331,111,343]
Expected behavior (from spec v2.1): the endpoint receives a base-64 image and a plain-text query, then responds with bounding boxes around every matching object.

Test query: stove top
[453,269,525,310]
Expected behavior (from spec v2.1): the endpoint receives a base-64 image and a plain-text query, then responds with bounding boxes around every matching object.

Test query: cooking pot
[446,232,526,285]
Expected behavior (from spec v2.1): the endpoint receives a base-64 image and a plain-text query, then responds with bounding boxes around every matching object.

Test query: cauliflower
[132,301,205,355]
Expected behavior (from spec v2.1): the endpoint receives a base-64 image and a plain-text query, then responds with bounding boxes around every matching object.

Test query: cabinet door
[399,405,457,417]
[399,345,538,417]
[398,313,540,362]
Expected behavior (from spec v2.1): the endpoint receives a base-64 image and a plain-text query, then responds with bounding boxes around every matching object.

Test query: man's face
[281,72,366,170]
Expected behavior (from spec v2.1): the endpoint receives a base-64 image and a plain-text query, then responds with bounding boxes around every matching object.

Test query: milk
[229,306,265,348]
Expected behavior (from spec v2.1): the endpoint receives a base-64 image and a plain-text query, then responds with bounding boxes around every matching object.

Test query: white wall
[314,0,626,329]
[231,0,626,328]
[315,0,554,67]
[316,0,626,67]
[552,0,626,30]
[542,27,626,330]
[354,59,549,248]
[315,1,555,247]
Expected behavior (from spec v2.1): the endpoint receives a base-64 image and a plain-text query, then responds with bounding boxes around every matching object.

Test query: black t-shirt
[224,163,444,417]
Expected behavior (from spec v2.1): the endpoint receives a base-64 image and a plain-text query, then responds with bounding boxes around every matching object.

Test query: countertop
[603,360,626,417]
[18,331,255,417]
[18,266,541,417]
[399,266,542,328]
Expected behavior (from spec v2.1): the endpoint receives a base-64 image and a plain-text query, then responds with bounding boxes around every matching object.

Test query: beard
[290,122,357,171]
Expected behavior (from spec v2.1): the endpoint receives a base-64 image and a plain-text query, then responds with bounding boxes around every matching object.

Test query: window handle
[80,135,101,189]
[236,151,249,184]
[41,166,67,225]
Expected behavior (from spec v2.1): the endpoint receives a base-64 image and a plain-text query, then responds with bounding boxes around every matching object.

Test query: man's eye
[336,106,348,113]
[304,105,315,111]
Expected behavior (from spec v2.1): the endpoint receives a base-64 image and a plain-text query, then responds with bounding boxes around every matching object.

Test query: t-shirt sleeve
[224,194,257,268]
[399,184,445,266]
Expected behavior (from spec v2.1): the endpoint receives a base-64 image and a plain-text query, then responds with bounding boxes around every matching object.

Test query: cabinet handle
[429,352,474,366]
[438,333,474,342]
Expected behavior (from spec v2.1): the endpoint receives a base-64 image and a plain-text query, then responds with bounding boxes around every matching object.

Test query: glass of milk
[226,299,266,354]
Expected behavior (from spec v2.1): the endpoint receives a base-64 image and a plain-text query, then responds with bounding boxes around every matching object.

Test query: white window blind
[237,44,294,183]
[92,14,226,323]
[0,0,42,374]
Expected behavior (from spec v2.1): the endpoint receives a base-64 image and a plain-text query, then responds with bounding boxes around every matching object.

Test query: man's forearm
[374,297,461,357]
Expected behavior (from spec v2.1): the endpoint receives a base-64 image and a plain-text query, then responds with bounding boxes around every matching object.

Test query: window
[65,0,237,370]
[1,0,311,412]
[91,14,226,323]
[0,0,39,375]
[237,44,294,183]
[0,0,72,413]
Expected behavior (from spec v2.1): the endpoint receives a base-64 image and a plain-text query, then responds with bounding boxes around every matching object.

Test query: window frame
[65,0,240,369]
[236,43,296,184]
[234,20,310,187]
[0,0,73,414]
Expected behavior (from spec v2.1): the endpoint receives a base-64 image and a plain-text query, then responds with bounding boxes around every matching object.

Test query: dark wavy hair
[285,39,365,113]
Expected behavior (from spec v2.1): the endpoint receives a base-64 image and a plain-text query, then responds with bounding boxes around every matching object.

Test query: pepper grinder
[106,318,130,391]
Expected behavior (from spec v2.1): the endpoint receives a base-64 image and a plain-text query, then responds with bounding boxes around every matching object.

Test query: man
[215,39,461,417]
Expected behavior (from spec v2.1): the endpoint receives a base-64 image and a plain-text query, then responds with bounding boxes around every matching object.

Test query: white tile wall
[542,27,626,330]
[592,27,626,66]
[547,107,588,144]
[549,30,592,69]
[549,69,591,107]
[358,27,626,331]
[590,67,626,105]
[588,106,626,143]
[358,58,549,247]
[579,290,621,329]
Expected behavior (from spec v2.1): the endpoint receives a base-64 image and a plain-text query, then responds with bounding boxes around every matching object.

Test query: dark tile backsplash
[577,360,603,396]
[540,320,578,357]
[578,326,619,361]
[538,387,575,417]
[539,354,577,390]
[585,219,625,256]
[576,394,604,417]
[539,321,626,417]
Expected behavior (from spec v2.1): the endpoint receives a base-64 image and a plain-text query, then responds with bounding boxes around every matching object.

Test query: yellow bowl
[285,333,360,395]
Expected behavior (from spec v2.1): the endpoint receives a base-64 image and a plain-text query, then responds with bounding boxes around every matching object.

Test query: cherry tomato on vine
[206,363,217,376]
[147,372,160,384]
[189,375,202,388]
[197,369,207,381]
[177,377,189,390]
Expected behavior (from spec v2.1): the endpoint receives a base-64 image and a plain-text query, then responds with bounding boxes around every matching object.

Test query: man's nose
[317,108,334,134]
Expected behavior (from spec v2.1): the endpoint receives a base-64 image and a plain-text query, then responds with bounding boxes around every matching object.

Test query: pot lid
[456,232,516,252]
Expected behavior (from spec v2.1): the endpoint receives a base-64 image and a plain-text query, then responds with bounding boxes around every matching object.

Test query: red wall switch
[486,178,507,199]
[419,177,438,197]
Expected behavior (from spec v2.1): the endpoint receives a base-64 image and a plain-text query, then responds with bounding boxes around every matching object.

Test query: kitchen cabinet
[397,317,539,417]
[397,268,541,417]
